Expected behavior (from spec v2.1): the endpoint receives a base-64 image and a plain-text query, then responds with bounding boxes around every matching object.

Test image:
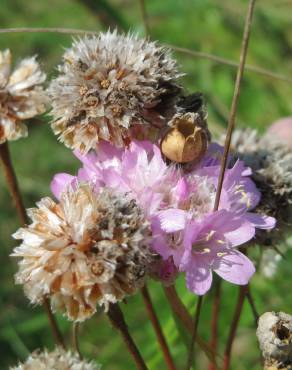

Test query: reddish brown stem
[185,296,203,370]
[246,286,259,325]
[163,285,193,329]
[107,303,148,370]
[43,298,66,349]
[141,286,176,370]
[213,0,256,211]
[208,280,222,370]
[0,142,27,225]
[0,141,65,348]
[222,285,248,370]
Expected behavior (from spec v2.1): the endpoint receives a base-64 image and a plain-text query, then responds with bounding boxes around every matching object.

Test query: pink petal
[225,222,255,247]
[246,213,276,230]
[185,261,213,295]
[50,173,75,199]
[214,251,255,285]
[157,209,187,232]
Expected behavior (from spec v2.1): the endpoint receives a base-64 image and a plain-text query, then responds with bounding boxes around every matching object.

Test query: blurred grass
[0,0,292,369]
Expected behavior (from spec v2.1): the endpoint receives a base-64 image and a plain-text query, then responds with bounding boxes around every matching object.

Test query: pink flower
[51,140,276,294]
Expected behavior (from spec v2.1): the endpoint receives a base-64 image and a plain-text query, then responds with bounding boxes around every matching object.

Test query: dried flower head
[48,30,182,153]
[229,128,292,245]
[12,184,152,321]
[161,111,210,163]
[10,347,100,370]
[257,311,292,370]
[0,49,47,144]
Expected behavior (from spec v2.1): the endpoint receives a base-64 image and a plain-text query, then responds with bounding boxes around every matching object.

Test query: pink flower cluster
[52,140,275,295]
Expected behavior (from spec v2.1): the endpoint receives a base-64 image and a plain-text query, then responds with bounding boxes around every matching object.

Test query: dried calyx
[161,92,210,163]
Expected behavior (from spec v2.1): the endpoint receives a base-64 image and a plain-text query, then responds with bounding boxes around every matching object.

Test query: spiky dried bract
[10,347,100,370]
[48,30,182,153]
[229,128,292,244]
[12,184,152,321]
[0,49,47,143]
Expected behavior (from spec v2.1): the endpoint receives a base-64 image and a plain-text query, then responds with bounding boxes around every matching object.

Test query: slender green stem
[0,28,290,84]
[139,0,150,37]
[141,286,176,370]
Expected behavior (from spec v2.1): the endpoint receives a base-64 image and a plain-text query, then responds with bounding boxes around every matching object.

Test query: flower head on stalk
[51,140,275,295]
[10,347,100,370]
[229,128,292,245]
[0,49,47,144]
[48,30,182,153]
[12,183,153,321]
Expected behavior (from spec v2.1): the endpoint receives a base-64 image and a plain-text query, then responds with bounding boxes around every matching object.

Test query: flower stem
[163,285,217,365]
[43,298,66,349]
[107,303,148,370]
[185,296,203,370]
[163,285,193,329]
[246,286,259,325]
[141,286,176,370]
[208,280,222,370]
[139,0,150,37]
[73,322,82,359]
[213,0,256,211]
[222,285,248,370]
[0,141,65,349]
[0,142,26,225]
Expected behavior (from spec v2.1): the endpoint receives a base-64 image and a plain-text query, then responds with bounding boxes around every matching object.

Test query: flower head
[52,140,275,295]
[48,30,182,153]
[0,49,47,143]
[10,347,100,370]
[229,128,292,245]
[12,184,152,321]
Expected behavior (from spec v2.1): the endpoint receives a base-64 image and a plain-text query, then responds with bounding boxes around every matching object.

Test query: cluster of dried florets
[0,49,47,143]
[10,347,100,370]
[230,128,292,245]
[48,30,182,153]
[12,184,153,321]
[257,311,292,370]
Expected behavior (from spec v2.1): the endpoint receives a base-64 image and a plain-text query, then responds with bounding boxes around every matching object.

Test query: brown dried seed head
[161,113,209,163]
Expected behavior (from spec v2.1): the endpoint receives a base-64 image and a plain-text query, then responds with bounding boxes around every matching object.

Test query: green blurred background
[0,0,292,369]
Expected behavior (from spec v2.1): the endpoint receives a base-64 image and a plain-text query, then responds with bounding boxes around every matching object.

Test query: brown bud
[161,112,209,163]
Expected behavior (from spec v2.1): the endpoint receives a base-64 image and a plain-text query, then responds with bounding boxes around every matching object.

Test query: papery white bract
[0,49,47,143]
